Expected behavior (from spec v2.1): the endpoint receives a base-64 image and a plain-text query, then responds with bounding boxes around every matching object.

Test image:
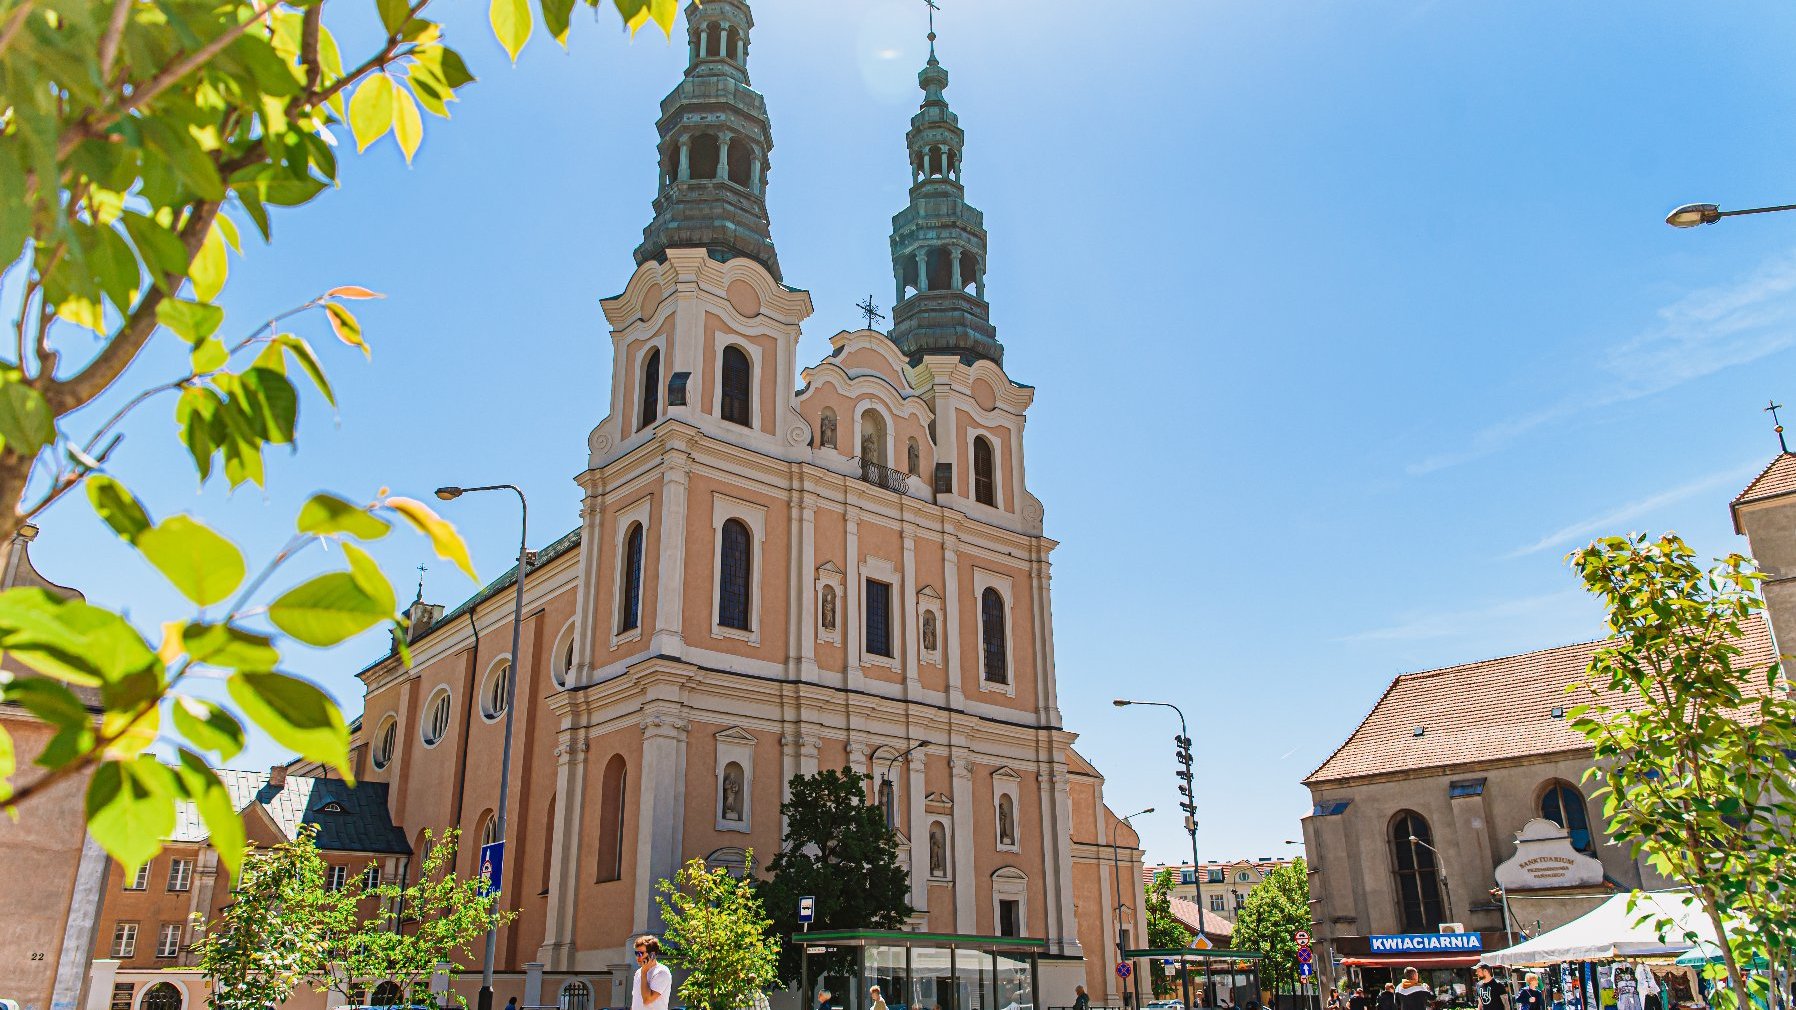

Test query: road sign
[1116,962,1133,980]
[1298,949,1313,964]
[479,840,505,897]
[798,896,816,923]
[1294,930,1311,945]
[1299,963,1315,979]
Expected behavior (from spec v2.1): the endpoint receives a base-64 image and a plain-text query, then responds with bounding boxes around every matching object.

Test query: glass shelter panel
[868,945,914,1010]
[912,947,957,1010]
[959,949,995,1010]
[994,953,1033,1010]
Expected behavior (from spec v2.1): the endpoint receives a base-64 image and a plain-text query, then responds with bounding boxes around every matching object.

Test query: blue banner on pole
[480,840,505,896]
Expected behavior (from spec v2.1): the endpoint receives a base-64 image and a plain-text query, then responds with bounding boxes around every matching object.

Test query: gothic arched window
[597,755,627,882]
[980,587,1007,684]
[619,522,645,632]
[972,435,995,506]
[143,983,182,1010]
[719,518,753,630]
[560,982,591,1010]
[639,349,660,431]
[1390,810,1445,932]
[1541,780,1593,852]
[721,345,752,426]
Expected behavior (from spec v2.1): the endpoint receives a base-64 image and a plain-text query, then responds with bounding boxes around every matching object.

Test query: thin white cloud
[1410,252,1796,475]
[1504,460,1763,559]
[1339,590,1587,644]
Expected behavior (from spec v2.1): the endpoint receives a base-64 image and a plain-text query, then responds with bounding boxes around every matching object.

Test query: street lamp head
[1112,699,1132,707]
[1408,835,1421,844]
[435,486,464,501]
[1666,203,1721,228]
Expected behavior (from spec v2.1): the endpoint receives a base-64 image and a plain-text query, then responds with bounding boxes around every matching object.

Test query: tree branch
[98,0,132,81]
[0,0,34,60]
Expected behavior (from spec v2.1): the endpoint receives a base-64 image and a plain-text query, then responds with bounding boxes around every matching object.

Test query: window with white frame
[973,570,1015,692]
[125,863,149,890]
[422,687,452,746]
[327,865,347,891]
[363,865,381,889]
[166,858,192,892]
[156,923,182,958]
[373,715,398,770]
[711,496,766,640]
[481,660,511,720]
[865,578,893,657]
[111,922,137,958]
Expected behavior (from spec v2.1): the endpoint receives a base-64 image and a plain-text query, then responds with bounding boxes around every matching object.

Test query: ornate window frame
[915,584,943,667]
[859,555,901,670]
[815,561,844,647]
[420,686,452,747]
[712,337,764,431]
[478,655,512,723]
[711,494,767,643]
[715,726,757,833]
[991,866,1029,936]
[611,495,654,647]
[973,568,1016,695]
[991,766,1021,853]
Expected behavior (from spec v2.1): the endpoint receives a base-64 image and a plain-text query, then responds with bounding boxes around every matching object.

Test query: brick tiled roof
[1304,616,1776,786]
[172,769,410,854]
[1731,453,1796,532]
[1169,897,1232,938]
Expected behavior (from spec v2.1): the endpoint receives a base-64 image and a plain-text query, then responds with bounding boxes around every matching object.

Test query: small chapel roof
[1303,615,1775,787]
[1731,452,1796,532]
[172,768,410,854]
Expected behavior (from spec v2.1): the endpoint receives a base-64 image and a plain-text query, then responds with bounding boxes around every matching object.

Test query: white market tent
[1484,891,1718,967]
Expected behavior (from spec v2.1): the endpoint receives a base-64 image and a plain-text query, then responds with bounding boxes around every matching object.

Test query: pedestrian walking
[632,935,673,1010]
[1516,975,1544,1010]
[1378,984,1397,1010]
[1075,986,1092,1010]
[1476,967,1509,1010]
[871,987,889,1010]
[1396,970,1433,1010]
[1349,986,1371,1010]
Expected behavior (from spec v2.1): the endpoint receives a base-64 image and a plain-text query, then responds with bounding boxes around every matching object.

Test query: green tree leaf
[156,298,226,343]
[491,0,533,61]
[324,302,367,357]
[392,85,423,164]
[268,572,391,647]
[173,695,247,760]
[0,724,12,806]
[136,515,246,607]
[386,496,478,582]
[343,543,397,613]
[227,671,351,777]
[86,755,178,875]
[182,623,279,671]
[191,222,229,302]
[175,749,246,880]
[0,588,158,687]
[191,337,229,374]
[297,493,390,540]
[542,0,575,44]
[237,367,299,444]
[86,475,152,543]
[350,74,397,152]
[2,677,96,769]
[0,376,55,456]
[273,334,337,407]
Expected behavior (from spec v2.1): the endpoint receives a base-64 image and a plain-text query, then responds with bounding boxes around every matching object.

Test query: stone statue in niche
[722,763,743,822]
[862,431,878,462]
[820,412,837,448]
[922,611,937,652]
[929,823,947,876]
[821,586,837,631]
[998,795,1015,846]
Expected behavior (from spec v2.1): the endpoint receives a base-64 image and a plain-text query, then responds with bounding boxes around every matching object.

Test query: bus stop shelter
[1121,948,1264,1010]
[796,931,1044,1010]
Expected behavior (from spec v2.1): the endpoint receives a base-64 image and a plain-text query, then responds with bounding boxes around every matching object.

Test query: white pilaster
[633,713,690,932]
[951,756,977,930]
[652,443,691,656]
[539,723,590,968]
[942,536,965,708]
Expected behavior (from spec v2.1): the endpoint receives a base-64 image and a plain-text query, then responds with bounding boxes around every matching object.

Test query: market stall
[1483,891,1716,968]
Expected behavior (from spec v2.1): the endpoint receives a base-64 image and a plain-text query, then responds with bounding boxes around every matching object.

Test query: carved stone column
[633,712,690,932]
[652,444,691,656]
[539,722,590,969]
[908,752,929,911]
[844,508,862,687]
[1041,766,1083,956]
[951,756,977,930]
[942,537,965,708]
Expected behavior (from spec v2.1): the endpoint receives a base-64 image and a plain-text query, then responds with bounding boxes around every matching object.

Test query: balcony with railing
[852,456,912,495]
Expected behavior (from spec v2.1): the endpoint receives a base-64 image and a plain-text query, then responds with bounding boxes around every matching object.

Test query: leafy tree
[1230,860,1309,995]
[1144,869,1187,997]
[322,827,514,1009]
[760,768,912,983]
[1568,534,1796,1010]
[0,0,689,873]
[196,826,351,1010]
[658,852,781,1010]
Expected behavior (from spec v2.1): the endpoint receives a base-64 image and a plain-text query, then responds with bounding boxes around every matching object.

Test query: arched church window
[619,523,645,633]
[726,26,741,62]
[596,755,627,882]
[981,588,1007,684]
[690,133,721,181]
[142,983,182,1010]
[1541,780,1593,852]
[727,137,752,187]
[721,346,752,426]
[1390,810,1445,932]
[639,349,660,431]
[718,518,753,630]
[560,982,591,1010]
[972,436,996,506]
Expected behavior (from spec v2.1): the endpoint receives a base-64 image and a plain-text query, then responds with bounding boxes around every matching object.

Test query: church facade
[330,3,1142,1007]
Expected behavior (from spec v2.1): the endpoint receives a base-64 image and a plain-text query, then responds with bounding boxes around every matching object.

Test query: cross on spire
[924,0,940,57]
[414,564,428,605]
[1768,399,1789,453]
[857,295,886,330]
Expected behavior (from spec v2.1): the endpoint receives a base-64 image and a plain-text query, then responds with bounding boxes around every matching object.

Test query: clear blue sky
[26,0,1796,868]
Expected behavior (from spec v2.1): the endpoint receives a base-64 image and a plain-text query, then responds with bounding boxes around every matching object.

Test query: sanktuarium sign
[1368,933,1484,954]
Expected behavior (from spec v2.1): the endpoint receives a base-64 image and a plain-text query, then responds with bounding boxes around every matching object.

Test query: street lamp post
[1406,834,1455,926]
[1113,700,1209,940]
[435,484,529,1010]
[879,740,930,828]
[1111,807,1154,1010]
[1666,201,1796,228]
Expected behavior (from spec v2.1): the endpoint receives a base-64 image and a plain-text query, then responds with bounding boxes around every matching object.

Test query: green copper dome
[635,0,782,281]
[889,43,999,365]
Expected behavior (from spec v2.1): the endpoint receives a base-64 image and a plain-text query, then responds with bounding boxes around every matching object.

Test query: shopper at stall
[1475,966,1510,1010]
[1397,970,1434,1010]
[1517,974,1544,1010]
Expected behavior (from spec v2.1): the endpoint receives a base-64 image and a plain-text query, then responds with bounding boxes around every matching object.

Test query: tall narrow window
[972,436,995,506]
[719,518,753,630]
[998,899,1021,937]
[1390,810,1445,932]
[111,923,138,959]
[373,716,397,770]
[638,349,661,431]
[483,661,510,720]
[619,523,645,632]
[721,345,752,426]
[126,863,150,890]
[1541,780,1593,852]
[980,587,1007,684]
[596,755,627,882]
[865,578,893,657]
[167,858,192,892]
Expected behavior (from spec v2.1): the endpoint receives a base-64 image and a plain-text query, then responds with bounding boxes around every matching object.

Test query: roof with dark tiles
[1304,615,1776,786]
[173,769,410,854]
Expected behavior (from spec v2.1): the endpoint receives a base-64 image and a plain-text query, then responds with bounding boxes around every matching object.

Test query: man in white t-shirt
[632,935,674,1010]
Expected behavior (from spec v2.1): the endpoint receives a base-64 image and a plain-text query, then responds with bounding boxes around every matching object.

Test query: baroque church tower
[348,5,1148,1006]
